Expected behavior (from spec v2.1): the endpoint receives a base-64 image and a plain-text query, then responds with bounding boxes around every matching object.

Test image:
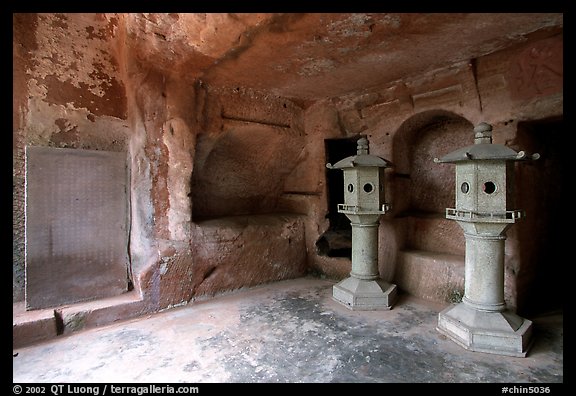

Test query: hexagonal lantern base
[333,277,397,310]
[437,303,533,357]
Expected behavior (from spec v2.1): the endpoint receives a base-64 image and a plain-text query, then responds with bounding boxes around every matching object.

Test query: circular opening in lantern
[363,183,374,193]
[461,182,470,194]
[347,184,354,193]
[483,181,497,194]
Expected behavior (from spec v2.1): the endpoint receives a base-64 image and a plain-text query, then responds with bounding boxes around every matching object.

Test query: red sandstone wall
[120,26,311,308]
[13,13,129,302]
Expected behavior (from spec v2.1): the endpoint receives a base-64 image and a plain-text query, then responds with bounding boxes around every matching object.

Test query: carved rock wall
[14,13,563,318]
[13,13,129,301]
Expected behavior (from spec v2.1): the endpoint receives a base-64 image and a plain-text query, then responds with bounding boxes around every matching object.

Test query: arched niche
[191,123,304,220]
[392,110,472,254]
[391,110,472,303]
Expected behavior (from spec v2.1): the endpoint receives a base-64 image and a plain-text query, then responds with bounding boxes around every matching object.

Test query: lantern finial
[474,122,493,144]
[357,137,369,155]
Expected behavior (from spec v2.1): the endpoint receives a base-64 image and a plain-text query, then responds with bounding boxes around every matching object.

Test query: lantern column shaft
[462,233,506,312]
[350,222,379,280]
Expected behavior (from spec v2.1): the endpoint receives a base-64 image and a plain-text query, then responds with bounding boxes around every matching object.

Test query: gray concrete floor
[13,277,563,383]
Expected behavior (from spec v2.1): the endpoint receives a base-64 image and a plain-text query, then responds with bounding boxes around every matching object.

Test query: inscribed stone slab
[25,146,129,310]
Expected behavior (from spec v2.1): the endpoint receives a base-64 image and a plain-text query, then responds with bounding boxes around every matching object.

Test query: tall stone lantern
[326,137,397,310]
[434,122,539,357]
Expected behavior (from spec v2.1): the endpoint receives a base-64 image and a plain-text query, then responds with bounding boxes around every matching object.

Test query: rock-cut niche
[190,124,304,220]
[393,111,472,255]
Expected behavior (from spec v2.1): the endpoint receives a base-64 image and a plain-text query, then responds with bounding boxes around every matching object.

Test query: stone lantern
[434,122,539,357]
[326,137,397,310]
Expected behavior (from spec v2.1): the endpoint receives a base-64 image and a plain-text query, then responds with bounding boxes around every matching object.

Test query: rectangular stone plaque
[25,146,129,310]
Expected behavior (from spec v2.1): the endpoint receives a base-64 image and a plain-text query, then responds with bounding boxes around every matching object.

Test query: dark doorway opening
[515,117,565,317]
[316,136,364,258]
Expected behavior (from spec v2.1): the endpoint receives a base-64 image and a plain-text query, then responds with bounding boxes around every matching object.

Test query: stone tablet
[25,146,129,310]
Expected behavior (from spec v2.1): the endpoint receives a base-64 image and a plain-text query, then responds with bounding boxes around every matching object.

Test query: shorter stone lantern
[434,122,539,357]
[326,137,397,310]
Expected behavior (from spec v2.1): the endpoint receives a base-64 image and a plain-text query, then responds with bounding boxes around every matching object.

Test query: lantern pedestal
[436,220,533,357]
[333,219,397,310]
[437,303,533,357]
[333,277,397,311]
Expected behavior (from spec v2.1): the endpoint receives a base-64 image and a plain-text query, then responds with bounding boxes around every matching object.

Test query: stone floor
[12,277,563,383]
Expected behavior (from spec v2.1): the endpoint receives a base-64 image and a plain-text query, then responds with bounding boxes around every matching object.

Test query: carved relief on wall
[508,36,563,100]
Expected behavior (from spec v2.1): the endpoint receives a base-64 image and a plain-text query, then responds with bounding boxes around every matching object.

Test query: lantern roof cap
[326,137,392,169]
[434,123,540,164]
